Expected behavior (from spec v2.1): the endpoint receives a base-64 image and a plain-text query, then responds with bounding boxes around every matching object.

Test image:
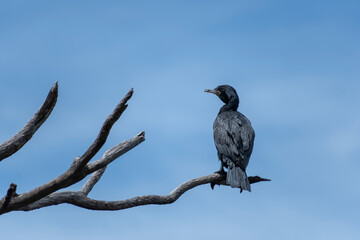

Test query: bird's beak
[204,89,220,96]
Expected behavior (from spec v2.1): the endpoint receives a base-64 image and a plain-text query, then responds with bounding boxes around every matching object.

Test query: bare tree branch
[0,130,145,215]
[72,88,134,172]
[86,131,145,173]
[0,82,58,162]
[79,130,145,196]
[80,168,107,196]
[0,88,136,213]
[16,174,270,212]
[0,83,270,215]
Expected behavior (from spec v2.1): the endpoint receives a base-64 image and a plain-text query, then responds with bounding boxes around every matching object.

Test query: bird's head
[205,85,239,107]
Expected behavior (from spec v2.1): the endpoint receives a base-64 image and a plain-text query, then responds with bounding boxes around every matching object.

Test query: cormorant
[205,85,255,192]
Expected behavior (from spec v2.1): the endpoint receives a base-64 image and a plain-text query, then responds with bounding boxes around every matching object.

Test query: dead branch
[80,167,107,196]
[0,85,140,214]
[16,174,270,212]
[0,82,58,162]
[0,83,270,215]
[72,88,134,172]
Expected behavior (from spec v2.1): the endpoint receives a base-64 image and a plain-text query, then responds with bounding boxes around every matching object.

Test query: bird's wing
[214,112,255,169]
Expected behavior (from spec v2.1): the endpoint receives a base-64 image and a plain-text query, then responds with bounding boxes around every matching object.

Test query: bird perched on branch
[205,85,255,192]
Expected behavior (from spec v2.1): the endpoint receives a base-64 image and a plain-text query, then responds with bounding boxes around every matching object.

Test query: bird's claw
[214,169,226,176]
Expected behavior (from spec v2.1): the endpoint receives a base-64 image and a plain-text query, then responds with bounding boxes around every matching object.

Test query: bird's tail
[226,162,251,192]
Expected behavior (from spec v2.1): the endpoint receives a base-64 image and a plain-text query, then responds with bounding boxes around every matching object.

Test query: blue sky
[0,0,359,239]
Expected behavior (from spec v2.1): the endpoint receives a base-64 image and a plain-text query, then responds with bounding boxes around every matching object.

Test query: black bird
[205,85,255,192]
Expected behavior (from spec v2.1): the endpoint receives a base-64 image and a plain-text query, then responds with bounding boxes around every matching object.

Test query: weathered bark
[16,174,269,212]
[0,85,141,215]
[1,88,135,214]
[0,82,58,162]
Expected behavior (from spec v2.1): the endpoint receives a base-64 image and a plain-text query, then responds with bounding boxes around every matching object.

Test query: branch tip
[1,183,18,210]
[138,131,145,139]
[52,81,58,90]
[0,82,58,162]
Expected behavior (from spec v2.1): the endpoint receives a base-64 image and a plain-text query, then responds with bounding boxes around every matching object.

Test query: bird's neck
[219,98,239,113]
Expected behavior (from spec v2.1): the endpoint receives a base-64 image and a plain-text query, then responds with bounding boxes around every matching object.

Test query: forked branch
[0,85,139,214]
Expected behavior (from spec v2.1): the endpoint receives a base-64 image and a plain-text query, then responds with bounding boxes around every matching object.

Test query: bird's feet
[214,168,226,176]
[210,168,226,190]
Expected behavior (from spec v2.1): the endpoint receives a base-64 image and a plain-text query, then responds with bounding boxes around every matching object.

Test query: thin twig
[73,88,134,172]
[80,167,107,196]
[86,131,145,173]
